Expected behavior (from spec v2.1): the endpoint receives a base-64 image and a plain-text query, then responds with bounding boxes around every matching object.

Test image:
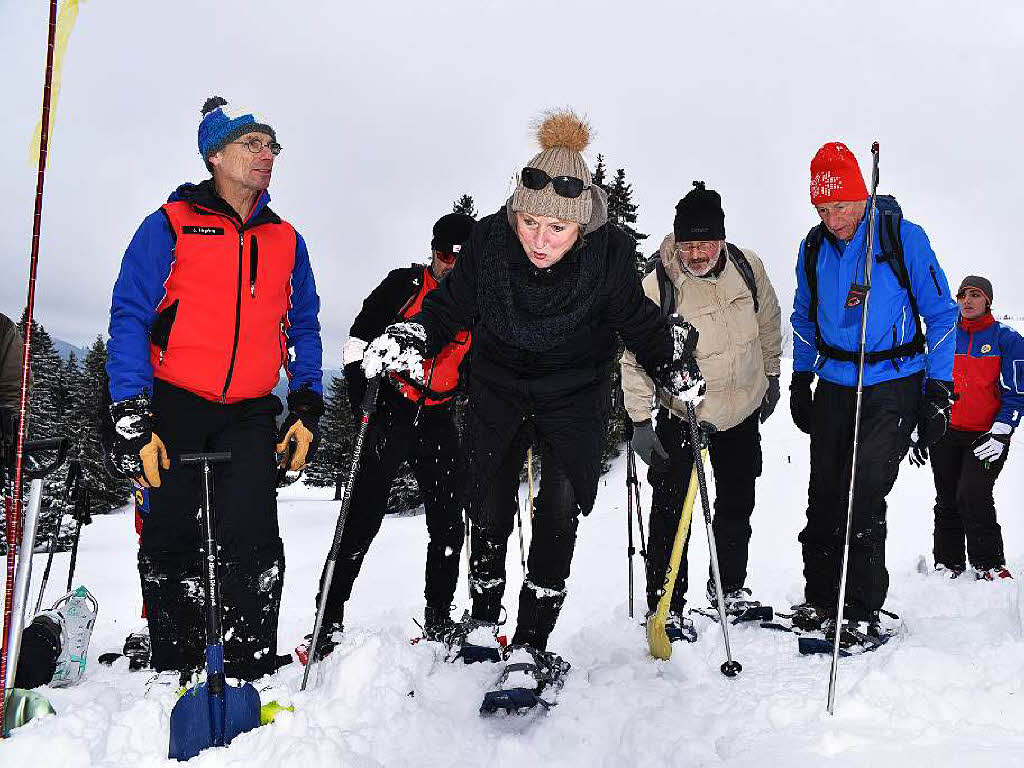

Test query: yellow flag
[29,0,85,168]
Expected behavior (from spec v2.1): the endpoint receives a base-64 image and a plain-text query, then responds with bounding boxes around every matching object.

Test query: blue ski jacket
[107,181,322,403]
[791,208,958,387]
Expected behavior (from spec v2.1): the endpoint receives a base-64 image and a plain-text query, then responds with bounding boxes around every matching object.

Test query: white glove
[361,322,427,382]
[653,320,706,404]
[973,422,1012,463]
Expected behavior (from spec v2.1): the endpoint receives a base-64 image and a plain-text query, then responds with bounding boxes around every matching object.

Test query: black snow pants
[645,407,762,614]
[930,427,1008,570]
[469,422,580,651]
[800,373,920,621]
[316,390,464,625]
[139,379,284,680]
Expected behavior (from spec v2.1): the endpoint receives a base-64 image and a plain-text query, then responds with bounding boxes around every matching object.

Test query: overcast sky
[1,0,1021,364]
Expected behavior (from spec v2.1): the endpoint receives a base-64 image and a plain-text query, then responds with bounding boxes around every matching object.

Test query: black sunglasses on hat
[520,167,589,199]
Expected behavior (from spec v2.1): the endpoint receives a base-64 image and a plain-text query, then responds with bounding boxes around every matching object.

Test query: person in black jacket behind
[362,111,705,679]
[307,213,475,655]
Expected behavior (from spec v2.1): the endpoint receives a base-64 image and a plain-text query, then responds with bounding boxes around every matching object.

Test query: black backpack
[645,243,759,317]
[802,195,925,367]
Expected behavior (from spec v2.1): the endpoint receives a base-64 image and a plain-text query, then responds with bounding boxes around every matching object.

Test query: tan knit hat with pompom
[511,109,593,225]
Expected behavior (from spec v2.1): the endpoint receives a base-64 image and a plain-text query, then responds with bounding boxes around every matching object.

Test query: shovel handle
[180,452,232,465]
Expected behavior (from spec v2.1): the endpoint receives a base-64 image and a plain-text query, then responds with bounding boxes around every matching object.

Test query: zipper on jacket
[221,231,245,402]
[929,265,942,296]
[249,235,259,297]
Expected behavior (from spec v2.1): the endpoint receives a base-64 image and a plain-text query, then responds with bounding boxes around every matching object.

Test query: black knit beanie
[674,181,725,242]
[431,213,475,251]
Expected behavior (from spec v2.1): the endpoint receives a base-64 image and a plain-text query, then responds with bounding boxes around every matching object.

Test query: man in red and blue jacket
[106,97,323,681]
[914,275,1024,580]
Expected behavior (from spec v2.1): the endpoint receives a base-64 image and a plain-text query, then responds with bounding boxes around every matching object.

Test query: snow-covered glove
[789,371,814,435]
[916,378,954,450]
[361,322,427,383]
[760,375,781,424]
[650,320,705,404]
[973,422,1012,463]
[276,385,324,470]
[109,395,169,488]
[908,443,929,467]
[631,420,669,473]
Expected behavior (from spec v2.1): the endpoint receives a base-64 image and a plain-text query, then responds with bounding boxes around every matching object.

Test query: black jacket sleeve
[602,231,672,374]
[413,219,484,357]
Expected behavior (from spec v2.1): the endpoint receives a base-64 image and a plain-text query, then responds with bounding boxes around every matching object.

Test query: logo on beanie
[453,244,462,253]
[811,171,843,200]
[981,344,992,354]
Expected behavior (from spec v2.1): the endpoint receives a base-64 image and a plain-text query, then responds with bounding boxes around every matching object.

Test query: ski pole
[628,447,648,573]
[526,447,535,521]
[626,446,635,619]
[301,376,381,691]
[1,0,58,737]
[515,494,526,574]
[463,510,472,600]
[685,402,742,677]
[828,141,881,715]
[34,460,80,615]
[65,483,90,593]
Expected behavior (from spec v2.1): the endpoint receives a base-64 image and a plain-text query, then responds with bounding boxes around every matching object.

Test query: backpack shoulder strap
[874,196,925,350]
[654,259,676,317]
[803,224,826,355]
[725,243,759,313]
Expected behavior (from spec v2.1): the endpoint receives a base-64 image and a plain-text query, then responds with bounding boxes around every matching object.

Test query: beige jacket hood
[621,235,782,431]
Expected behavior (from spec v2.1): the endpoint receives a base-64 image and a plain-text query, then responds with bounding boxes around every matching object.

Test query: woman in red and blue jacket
[917,275,1024,579]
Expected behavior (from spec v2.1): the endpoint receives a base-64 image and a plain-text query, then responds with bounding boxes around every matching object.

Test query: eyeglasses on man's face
[231,137,283,156]
[674,241,720,256]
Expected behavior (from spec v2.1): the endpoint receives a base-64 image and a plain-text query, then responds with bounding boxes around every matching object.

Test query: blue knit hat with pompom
[197,96,276,159]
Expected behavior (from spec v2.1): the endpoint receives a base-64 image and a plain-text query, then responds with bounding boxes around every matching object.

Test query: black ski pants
[645,407,762,615]
[139,379,284,680]
[930,427,1008,570]
[800,373,920,621]
[470,422,580,651]
[316,392,464,624]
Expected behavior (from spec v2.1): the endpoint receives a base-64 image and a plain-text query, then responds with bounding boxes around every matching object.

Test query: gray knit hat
[511,110,593,225]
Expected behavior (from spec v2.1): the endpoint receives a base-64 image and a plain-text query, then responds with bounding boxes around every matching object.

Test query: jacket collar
[959,311,995,332]
[167,179,280,228]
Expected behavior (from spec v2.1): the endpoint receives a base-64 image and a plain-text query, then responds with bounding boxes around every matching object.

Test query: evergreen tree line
[306,164,651,510]
[1,314,130,553]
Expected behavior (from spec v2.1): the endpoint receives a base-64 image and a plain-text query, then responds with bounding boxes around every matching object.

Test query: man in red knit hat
[789,141,958,648]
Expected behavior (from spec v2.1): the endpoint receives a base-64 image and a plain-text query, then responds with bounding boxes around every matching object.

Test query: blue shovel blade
[168,680,261,761]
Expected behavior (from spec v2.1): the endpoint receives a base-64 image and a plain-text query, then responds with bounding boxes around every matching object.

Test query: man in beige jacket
[621,181,782,643]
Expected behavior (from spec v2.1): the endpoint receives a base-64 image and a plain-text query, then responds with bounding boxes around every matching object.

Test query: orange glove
[137,433,170,488]
[275,420,314,471]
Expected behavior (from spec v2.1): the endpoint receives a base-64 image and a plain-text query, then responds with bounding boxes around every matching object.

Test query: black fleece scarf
[478,213,606,353]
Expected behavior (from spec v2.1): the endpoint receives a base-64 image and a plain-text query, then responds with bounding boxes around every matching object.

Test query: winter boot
[296,607,344,667]
[788,602,829,632]
[420,604,456,642]
[47,586,98,687]
[664,611,698,643]
[139,551,205,677]
[220,540,286,681]
[824,612,892,650]
[934,563,966,579]
[444,610,506,664]
[123,628,152,671]
[977,565,1013,581]
[510,580,566,652]
[13,614,62,690]
[707,584,763,616]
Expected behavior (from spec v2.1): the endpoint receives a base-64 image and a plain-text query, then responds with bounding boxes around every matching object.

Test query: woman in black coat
[363,111,703,664]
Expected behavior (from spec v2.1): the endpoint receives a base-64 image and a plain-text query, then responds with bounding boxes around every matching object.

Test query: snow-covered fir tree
[452,194,477,218]
[78,336,129,514]
[305,374,355,496]
[606,167,649,277]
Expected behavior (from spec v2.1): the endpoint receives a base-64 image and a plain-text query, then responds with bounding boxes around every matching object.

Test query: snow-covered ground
[4,364,1024,766]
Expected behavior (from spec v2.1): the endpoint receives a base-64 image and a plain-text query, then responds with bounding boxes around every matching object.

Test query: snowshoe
[480,645,570,716]
[443,610,507,664]
[295,621,344,666]
[44,586,98,687]
[977,565,1013,581]
[799,612,901,656]
[664,611,698,643]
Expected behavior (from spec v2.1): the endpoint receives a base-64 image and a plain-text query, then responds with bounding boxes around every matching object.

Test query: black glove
[344,361,368,418]
[789,371,814,435]
[760,375,781,424]
[917,378,954,450]
[630,419,669,473]
[277,385,324,467]
[108,394,155,480]
[908,443,928,467]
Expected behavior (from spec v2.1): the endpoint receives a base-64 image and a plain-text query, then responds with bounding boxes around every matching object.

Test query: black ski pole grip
[180,452,232,465]
[871,141,880,188]
[361,376,381,417]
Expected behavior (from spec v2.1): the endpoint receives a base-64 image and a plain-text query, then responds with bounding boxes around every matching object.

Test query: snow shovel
[646,463,698,660]
[168,452,260,761]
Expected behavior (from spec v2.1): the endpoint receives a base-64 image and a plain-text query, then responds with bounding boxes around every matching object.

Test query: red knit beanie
[809,142,868,204]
